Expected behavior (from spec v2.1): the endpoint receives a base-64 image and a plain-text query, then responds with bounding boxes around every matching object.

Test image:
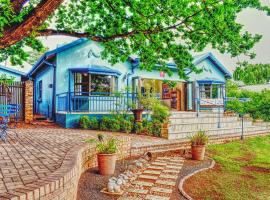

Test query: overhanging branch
[0,0,64,49]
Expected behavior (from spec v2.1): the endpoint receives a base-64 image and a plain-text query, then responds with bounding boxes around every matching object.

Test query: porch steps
[167,111,270,140]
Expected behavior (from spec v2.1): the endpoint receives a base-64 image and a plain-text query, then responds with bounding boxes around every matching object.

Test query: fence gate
[0,82,24,120]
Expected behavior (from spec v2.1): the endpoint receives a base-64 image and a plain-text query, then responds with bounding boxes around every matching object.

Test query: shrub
[134,122,143,134]
[85,134,118,154]
[147,120,162,137]
[100,117,121,132]
[79,116,90,129]
[152,103,170,123]
[88,117,99,130]
[189,130,209,145]
[120,119,133,133]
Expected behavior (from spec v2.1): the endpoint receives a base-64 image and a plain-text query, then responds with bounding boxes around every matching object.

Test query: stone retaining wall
[9,136,131,200]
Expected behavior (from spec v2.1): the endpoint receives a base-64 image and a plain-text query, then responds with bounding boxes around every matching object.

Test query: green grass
[185,135,270,200]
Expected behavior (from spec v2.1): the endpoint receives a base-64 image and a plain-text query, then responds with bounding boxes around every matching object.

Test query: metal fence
[0,82,24,119]
[56,92,138,112]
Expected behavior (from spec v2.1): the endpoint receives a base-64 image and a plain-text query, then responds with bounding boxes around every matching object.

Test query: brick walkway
[0,128,175,199]
[119,156,185,200]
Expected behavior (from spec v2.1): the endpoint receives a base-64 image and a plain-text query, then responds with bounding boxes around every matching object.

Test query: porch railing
[56,92,139,112]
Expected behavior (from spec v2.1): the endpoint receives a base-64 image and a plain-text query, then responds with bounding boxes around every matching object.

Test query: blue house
[28,39,232,128]
[0,65,26,81]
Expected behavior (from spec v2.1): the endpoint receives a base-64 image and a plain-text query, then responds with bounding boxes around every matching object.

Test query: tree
[0,0,269,78]
[234,63,270,85]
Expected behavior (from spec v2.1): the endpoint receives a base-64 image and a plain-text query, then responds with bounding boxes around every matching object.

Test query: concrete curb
[178,157,216,200]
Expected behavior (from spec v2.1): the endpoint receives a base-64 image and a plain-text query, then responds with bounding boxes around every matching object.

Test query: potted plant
[85,134,118,175]
[189,130,209,161]
[131,102,144,122]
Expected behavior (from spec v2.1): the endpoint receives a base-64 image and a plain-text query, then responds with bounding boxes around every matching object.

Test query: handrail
[196,98,224,128]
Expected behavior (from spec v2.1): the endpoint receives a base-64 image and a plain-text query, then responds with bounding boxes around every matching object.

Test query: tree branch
[0,0,64,49]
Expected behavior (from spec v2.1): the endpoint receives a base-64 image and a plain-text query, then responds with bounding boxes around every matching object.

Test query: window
[74,73,89,95]
[199,84,211,99]
[38,80,42,101]
[199,84,223,99]
[74,73,117,95]
[91,74,112,93]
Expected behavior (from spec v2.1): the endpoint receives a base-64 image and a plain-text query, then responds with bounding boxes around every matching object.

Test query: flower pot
[191,145,206,161]
[97,153,117,175]
[131,109,144,122]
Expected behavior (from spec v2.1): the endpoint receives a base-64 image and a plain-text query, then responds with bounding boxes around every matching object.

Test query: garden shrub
[226,81,270,121]
[147,120,162,137]
[151,103,170,123]
[120,119,133,133]
[100,117,121,132]
[79,116,90,129]
[88,117,99,130]
[134,122,143,134]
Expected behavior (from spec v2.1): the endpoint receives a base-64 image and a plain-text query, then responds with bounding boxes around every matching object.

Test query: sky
[2,0,270,73]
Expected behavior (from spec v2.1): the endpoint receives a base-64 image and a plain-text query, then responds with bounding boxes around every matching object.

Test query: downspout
[44,61,56,121]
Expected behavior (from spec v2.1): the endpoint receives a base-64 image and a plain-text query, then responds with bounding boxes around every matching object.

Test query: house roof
[0,65,26,76]
[28,38,88,77]
[193,52,232,78]
[28,38,232,79]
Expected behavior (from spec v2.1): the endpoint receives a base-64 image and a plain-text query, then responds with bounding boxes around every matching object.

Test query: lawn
[184,135,270,200]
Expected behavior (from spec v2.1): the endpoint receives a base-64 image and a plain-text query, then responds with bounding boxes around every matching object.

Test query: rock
[114,184,121,193]
[107,182,115,193]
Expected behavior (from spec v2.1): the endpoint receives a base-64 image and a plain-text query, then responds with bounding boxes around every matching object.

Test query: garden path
[118,156,184,200]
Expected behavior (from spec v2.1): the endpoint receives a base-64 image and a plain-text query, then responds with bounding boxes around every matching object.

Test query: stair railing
[196,98,223,128]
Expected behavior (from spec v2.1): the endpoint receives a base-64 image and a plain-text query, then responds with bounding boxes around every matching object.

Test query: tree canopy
[234,63,270,85]
[0,0,269,78]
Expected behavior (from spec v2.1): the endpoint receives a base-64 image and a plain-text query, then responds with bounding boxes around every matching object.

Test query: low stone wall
[9,136,131,200]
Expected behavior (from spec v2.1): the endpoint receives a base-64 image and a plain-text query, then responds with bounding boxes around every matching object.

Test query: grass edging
[178,157,216,200]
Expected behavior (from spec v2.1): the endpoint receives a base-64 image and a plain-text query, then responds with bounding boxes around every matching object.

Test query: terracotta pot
[131,109,144,122]
[191,145,206,161]
[97,153,117,175]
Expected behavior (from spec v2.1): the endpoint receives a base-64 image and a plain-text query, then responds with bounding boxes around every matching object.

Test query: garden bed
[76,150,213,200]
[183,135,270,200]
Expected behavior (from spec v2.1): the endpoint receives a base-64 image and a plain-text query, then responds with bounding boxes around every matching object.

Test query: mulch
[77,158,136,200]
[76,151,213,200]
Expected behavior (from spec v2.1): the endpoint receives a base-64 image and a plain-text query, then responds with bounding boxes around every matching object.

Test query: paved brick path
[0,127,175,199]
[119,156,185,200]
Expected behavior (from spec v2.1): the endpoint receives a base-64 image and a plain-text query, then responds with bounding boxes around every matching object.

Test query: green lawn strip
[186,135,270,200]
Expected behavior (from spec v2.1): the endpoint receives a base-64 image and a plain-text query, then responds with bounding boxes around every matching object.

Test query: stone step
[169,116,239,124]
[169,121,253,132]
[170,111,225,118]
[168,126,269,139]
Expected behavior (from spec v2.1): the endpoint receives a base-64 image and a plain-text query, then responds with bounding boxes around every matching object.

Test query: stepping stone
[145,195,170,200]
[151,187,172,194]
[133,181,154,187]
[147,165,164,170]
[159,174,178,180]
[143,170,162,175]
[127,188,148,194]
[139,174,158,180]
[156,180,176,186]
[118,197,143,200]
[163,169,180,174]
[166,165,182,170]
[151,162,167,166]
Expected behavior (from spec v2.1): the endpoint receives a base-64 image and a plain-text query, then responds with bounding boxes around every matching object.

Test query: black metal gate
[0,82,24,120]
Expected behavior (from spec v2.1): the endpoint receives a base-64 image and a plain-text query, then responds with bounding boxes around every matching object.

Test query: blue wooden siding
[34,65,54,118]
